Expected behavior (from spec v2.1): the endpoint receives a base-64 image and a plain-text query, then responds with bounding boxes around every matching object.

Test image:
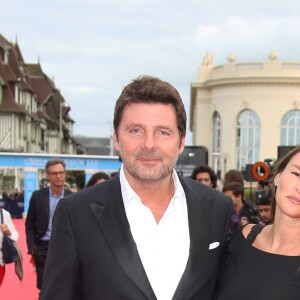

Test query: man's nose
[143,133,156,149]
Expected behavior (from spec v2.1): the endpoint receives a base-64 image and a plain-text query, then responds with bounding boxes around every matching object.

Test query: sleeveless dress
[215,224,300,300]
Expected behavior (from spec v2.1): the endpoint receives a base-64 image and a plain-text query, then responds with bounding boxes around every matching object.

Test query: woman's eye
[292,171,300,178]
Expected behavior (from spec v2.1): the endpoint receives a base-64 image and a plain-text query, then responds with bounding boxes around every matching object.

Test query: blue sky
[2,0,300,144]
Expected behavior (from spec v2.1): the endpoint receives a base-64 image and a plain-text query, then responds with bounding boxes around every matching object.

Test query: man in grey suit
[25,159,72,291]
[41,76,232,300]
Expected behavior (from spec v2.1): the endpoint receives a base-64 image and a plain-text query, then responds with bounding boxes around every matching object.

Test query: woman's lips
[287,196,300,205]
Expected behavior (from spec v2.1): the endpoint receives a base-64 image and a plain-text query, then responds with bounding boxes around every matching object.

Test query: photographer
[222,181,259,233]
[256,189,272,225]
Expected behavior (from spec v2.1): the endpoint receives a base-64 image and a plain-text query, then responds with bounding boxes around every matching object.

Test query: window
[236,110,260,170]
[212,111,221,172]
[280,110,300,145]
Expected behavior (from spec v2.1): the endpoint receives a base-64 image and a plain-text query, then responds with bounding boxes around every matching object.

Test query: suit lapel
[90,176,156,300]
[89,176,214,300]
[43,188,50,221]
[172,178,214,300]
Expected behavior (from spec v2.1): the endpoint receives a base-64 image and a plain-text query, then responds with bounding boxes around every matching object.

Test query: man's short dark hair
[223,169,244,186]
[45,159,66,172]
[222,181,244,198]
[190,165,218,188]
[113,75,186,141]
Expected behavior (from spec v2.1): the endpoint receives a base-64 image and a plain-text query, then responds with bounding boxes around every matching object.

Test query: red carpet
[0,218,39,300]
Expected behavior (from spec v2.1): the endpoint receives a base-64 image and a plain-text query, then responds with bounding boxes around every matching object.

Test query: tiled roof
[0,63,18,81]
[0,87,27,113]
[0,34,11,50]
[0,38,42,116]
[30,76,53,104]
[26,63,43,76]
[0,33,76,150]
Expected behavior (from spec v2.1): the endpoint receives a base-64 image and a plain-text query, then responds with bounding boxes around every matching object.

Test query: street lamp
[59,101,70,154]
[59,102,62,153]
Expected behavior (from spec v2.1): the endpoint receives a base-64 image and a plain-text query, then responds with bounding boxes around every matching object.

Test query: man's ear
[46,173,50,182]
[178,136,185,155]
[113,130,120,152]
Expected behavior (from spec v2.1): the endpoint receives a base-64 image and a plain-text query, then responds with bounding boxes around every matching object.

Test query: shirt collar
[49,187,64,198]
[119,164,185,211]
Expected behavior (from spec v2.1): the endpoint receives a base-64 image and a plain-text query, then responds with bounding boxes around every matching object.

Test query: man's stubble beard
[120,149,180,183]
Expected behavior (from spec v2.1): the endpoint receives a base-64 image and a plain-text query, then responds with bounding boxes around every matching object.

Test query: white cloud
[194,24,220,41]
[3,1,300,144]
[64,86,98,94]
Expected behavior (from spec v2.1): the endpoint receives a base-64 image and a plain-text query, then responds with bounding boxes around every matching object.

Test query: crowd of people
[0,75,299,300]
[1,188,24,218]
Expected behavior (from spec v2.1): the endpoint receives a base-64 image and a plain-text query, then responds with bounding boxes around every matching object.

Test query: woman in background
[85,171,110,188]
[215,145,300,300]
[0,208,19,286]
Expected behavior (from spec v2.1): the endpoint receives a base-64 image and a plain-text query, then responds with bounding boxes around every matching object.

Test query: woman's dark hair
[85,172,110,188]
[269,145,300,220]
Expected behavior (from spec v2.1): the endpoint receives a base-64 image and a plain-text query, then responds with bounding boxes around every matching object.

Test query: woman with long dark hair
[215,145,300,300]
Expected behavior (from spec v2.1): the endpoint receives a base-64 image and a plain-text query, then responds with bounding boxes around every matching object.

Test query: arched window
[236,110,260,170]
[212,111,221,172]
[280,110,300,145]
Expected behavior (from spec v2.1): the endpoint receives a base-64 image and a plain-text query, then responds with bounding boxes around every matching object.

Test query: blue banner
[0,153,121,170]
[24,171,38,213]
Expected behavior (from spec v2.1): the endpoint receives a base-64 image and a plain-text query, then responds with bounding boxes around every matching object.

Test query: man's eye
[130,128,143,135]
[156,130,170,137]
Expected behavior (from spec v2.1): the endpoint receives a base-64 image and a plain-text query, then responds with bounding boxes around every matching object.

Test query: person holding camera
[256,189,272,225]
[222,181,259,234]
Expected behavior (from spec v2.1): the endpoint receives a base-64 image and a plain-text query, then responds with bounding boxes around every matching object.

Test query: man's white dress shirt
[120,166,190,300]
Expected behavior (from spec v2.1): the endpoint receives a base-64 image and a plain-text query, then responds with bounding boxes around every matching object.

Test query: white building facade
[190,52,300,178]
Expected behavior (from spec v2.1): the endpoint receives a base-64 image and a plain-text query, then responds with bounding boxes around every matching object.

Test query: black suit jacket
[41,175,232,300]
[25,187,73,253]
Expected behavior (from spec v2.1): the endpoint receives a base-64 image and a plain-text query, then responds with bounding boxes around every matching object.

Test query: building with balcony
[190,52,300,178]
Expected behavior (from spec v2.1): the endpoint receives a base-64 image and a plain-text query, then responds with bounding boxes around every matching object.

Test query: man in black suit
[41,76,232,300]
[25,158,72,291]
